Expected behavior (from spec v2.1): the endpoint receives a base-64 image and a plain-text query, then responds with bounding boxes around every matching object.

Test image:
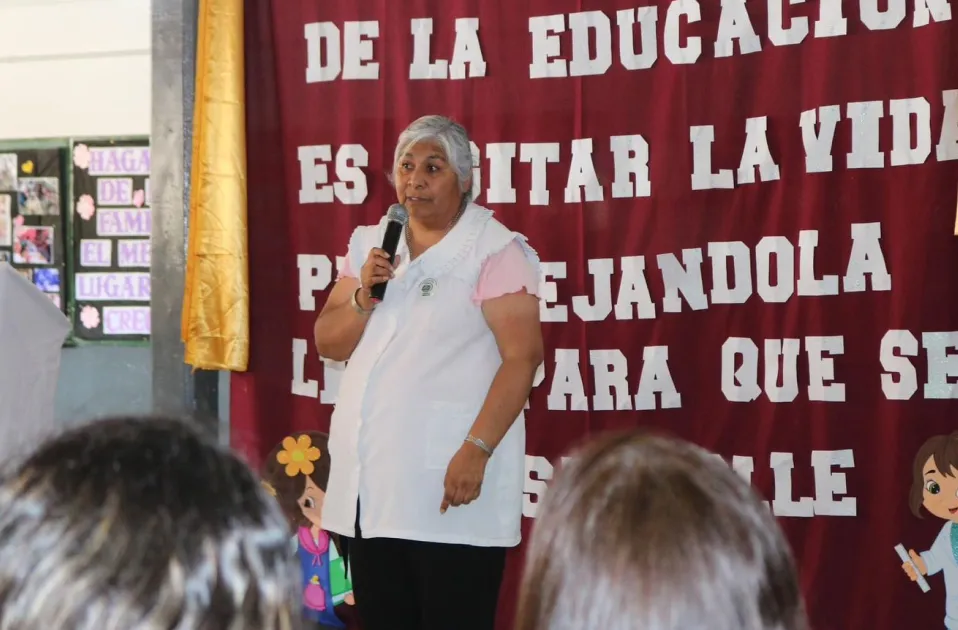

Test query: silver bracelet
[350,287,375,314]
[465,434,494,456]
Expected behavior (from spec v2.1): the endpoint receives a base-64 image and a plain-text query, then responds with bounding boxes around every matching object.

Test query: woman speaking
[314,115,543,630]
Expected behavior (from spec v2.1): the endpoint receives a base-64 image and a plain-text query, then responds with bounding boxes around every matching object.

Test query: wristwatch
[351,287,375,314]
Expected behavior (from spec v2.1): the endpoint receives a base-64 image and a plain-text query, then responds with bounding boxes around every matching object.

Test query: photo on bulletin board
[71,140,151,341]
[0,194,11,247]
[12,225,54,264]
[17,177,60,216]
[4,149,68,315]
[0,154,17,192]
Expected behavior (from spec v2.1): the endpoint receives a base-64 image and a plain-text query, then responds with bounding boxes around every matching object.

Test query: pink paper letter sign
[96,208,151,237]
[102,306,151,335]
[117,239,151,268]
[88,147,151,176]
[75,272,151,301]
[79,239,112,267]
[97,178,134,206]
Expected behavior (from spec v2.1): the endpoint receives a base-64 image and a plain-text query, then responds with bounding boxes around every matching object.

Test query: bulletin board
[71,139,151,341]
[0,148,68,313]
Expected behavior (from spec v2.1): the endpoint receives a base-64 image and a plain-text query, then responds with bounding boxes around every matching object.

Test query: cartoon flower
[80,305,100,329]
[133,189,145,208]
[73,144,91,170]
[76,194,95,221]
[276,435,321,477]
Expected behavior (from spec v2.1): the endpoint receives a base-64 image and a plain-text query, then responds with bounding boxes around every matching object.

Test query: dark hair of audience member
[515,432,808,630]
[0,416,302,630]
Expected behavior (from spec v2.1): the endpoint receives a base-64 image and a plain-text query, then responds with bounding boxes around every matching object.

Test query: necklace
[405,204,466,260]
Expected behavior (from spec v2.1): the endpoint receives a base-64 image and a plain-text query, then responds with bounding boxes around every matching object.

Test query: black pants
[344,506,507,630]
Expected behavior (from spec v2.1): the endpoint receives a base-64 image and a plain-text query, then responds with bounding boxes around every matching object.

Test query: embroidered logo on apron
[420,278,437,297]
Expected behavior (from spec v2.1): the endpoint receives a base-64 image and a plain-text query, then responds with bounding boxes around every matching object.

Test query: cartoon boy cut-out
[902,432,958,629]
[262,432,354,630]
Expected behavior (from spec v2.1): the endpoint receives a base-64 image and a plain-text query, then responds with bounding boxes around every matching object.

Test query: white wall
[0,0,150,140]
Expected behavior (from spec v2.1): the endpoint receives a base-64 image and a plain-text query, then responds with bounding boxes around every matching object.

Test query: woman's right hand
[359,248,396,303]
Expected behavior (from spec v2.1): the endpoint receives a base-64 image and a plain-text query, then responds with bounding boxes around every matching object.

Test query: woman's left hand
[440,443,490,513]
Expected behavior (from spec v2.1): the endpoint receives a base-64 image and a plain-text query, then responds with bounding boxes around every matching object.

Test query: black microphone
[369,204,409,301]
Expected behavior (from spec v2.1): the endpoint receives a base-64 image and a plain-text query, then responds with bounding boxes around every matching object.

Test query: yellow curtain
[182,0,249,371]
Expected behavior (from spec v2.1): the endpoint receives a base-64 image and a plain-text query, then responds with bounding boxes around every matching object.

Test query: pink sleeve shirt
[337,240,539,305]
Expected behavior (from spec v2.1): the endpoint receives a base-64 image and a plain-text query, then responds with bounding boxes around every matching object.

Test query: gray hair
[392,115,474,201]
[0,416,301,630]
[516,432,807,630]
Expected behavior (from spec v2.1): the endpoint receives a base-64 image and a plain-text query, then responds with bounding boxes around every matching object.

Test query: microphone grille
[386,204,409,224]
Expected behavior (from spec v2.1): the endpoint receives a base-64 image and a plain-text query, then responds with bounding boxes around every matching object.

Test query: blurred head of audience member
[516,432,808,630]
[0,416,301,630]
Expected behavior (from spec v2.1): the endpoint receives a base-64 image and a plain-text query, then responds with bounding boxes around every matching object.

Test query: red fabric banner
[236,1,958,627]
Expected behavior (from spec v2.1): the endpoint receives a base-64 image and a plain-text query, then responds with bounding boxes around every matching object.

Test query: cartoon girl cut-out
[901,432,958,629]
[262,432,354,630]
